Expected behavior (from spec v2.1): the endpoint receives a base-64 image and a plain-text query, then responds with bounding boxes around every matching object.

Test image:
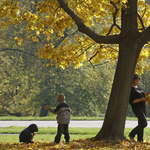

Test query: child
[45,93,71,144]
[19,123,38,143]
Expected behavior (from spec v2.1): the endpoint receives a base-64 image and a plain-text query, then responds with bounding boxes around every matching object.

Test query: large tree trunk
[94,0,141,141]
[95,43,140,141]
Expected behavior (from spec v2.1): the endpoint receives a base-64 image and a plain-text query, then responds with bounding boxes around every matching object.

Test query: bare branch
[0,48,35,56]
[88,45,104,62]
[137,13,145,31]
[88,58,112,69]
[88,51,99,61]
[107,24,115,36]
[88,60,95,69]
[57,0,120,44]
[104,45,119,52]
[106,1,121,35]
[137,1,147,31]
[94,60,111,67]
[76,44,94,58]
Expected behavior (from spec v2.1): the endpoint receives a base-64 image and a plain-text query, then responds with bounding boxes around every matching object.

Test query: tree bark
[94,40,140,141]
[94,0,143,141]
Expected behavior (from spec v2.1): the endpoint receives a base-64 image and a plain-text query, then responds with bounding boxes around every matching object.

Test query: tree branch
[57,0,120,44]
[106,1,121,35]
[0,48,35,56]
[137,13,145,31]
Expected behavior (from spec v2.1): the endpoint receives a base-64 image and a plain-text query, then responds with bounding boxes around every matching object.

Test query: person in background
[45,93,71,144]
[129,74,150,142]
[19,124,38,143]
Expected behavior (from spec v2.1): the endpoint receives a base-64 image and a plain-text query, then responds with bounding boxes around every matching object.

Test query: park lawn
[0,127,99,144]
[1,127,150,149]
[1,118,150,149]
[0,116,105,121]
[1,127,150,143]
[0,116,146,121]
[0,126,99,134]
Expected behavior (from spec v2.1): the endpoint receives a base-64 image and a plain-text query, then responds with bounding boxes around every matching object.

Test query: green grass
[0,116,105,120]
[0,127,100,143]
[0,126,99,134]
[0,134,95,143]
[0,116,150,144]
[1,127,150,143]
[0,116,150,121]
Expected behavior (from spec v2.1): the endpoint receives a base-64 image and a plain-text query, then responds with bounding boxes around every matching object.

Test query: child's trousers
[54,124,70,143]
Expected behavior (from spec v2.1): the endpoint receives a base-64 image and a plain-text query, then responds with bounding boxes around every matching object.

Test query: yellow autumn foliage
[14,37,23,45]
[32,36,39,42]
[1,0,150,70]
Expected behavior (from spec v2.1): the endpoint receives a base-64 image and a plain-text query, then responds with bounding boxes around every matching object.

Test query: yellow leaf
[36,31,40,36]
[26,35,31,39]
[145,66,149,71]
[32,36,39,42]
[46,63,50,67]
[18,41,22,45]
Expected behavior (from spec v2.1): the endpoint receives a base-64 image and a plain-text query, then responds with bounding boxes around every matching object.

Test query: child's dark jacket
[49,101,71,124]
[19,124,38,143]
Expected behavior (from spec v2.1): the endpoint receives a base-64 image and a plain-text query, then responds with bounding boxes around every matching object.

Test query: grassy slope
[1,116,150,143]
[1,127,150,143]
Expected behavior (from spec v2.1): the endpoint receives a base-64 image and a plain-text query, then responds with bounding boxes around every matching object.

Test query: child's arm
[30,133,35,143]
[44,105,55,113]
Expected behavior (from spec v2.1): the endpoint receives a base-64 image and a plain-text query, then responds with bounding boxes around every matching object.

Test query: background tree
[0,1,115,117]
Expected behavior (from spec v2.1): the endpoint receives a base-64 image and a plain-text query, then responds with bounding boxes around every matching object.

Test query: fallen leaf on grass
[1,138,150,150]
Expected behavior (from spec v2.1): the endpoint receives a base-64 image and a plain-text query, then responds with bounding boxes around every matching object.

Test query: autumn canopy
[0,0,149,71]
